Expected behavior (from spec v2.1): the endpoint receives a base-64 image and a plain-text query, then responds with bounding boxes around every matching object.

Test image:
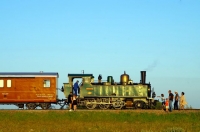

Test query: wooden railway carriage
[63,71,156,109]
[0,72,59,109]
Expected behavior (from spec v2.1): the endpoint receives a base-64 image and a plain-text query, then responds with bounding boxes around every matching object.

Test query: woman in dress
[180,92,187,110]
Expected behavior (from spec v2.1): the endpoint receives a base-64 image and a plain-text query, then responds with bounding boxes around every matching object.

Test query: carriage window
[7,80,11,88]
[0,80,3,87]
[43,80,50,87]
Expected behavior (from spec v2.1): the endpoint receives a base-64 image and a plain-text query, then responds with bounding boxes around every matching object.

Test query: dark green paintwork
[63,75,150,98]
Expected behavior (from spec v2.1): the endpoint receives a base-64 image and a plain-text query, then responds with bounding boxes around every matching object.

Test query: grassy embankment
[0,110,200,132]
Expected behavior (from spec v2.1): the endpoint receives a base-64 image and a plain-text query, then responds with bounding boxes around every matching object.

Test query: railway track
[0,108,200,111]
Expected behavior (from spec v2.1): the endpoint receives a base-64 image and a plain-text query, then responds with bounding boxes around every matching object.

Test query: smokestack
[141,71,146,84]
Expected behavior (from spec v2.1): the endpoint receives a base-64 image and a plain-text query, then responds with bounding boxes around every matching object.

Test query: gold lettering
[86,88,93,90]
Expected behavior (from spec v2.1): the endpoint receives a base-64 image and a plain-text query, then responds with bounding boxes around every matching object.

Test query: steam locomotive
[63,71,156,109]
[0,71,156,109]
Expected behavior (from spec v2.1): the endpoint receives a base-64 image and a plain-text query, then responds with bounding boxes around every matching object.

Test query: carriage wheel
[40,103,51,109]
[26,103,36,110]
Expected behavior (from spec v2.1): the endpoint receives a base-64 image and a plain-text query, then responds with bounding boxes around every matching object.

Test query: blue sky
[0,0,200,108]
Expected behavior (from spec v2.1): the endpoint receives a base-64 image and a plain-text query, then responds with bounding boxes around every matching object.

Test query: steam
[144,60,158,72]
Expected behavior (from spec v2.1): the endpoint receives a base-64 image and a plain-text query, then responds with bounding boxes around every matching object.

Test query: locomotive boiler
[63,71,156,109]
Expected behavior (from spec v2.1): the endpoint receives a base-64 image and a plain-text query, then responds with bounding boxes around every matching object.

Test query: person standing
[174,91,179,110]
[161,94,165,109]
[72,94,77,111]
[157,94,165,110]
[68,92,73,111]
[73,80,79,96]
[168,90,174,112]
[180,92,187,110]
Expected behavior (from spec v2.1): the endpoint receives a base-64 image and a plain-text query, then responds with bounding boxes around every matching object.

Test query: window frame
[0,80,4,88]
[7,80,11,88]
[43,79,51,88]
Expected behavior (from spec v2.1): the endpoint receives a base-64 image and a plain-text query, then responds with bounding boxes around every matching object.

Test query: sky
[0,0,200,109]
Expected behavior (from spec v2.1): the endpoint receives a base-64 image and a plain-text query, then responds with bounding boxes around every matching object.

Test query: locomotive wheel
[26,103,36,110]
[85,99,97,109]
[112,100,124,109]
[40,103,51,109]
[134,101,145,109]
[99,104,110,109]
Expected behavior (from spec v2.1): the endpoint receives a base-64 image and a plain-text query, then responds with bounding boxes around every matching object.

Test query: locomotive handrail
[57,87,64,92]
[79,82,83,87]
[93,80,107,82]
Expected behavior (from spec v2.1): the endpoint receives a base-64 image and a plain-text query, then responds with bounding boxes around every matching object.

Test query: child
[165,98,169,112]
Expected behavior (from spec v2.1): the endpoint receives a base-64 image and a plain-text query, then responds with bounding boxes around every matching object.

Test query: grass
[0,110,200,132]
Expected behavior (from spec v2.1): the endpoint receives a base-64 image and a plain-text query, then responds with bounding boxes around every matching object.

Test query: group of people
[159,90,187,112]
[67,80,80,111]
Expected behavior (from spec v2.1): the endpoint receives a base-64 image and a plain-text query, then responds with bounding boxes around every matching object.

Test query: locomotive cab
[63,74,94,98]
